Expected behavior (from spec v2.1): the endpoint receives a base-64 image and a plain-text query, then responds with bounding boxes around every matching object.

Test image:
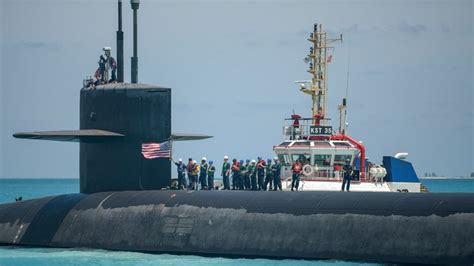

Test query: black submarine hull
[1,191,473,264]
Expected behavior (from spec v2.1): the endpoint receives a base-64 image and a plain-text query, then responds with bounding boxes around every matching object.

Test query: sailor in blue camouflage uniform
[243,159,251,190]
[173,158,187,190]
[221,156,231,190]
[272,157,282,191]
[341,159,353,192]
[207,161,216,190]
[264,158,273,190]
[199,157,209,190]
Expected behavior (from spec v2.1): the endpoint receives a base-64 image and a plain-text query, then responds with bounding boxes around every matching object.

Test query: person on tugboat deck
[291,159,303,191]
[341,159,353,192]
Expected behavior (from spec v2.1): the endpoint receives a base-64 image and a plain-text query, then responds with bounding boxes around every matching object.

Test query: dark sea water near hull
[1,178,473,265]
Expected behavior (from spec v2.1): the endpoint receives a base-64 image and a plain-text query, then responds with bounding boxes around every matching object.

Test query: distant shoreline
[420,176,474,180]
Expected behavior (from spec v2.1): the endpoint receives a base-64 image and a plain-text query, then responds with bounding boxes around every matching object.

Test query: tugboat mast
[301,24,342,125]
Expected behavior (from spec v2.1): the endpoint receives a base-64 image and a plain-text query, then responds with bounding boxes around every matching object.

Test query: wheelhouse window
[291,154,311,165]
[334,154,352,166]
[279,141,292,147]
[291,141,311,147]
[278,154,291,166]
[314,154,332,167]
[332,142,351,147]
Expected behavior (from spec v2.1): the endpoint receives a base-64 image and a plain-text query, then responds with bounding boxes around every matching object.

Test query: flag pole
[169,137,173,160]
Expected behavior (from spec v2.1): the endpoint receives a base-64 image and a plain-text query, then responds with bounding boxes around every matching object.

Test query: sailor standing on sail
[341,159,353,192]
[102,47,117,82]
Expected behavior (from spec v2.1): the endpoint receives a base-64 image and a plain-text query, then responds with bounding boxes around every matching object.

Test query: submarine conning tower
[80,83,171,193]
[12,0,213,193]
[13,83,173,193]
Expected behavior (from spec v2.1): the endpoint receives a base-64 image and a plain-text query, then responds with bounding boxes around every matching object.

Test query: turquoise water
[0,178,78,204]
[0,247,366,266]
[419,178,474,193]
[1,178,473,204]
[0,178,473,265]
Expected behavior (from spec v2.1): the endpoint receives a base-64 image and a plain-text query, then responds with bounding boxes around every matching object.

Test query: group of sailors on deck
[172,156,282,191]
[172,156,355,192]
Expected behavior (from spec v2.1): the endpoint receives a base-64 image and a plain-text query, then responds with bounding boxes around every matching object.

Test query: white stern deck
[281,179,392,192]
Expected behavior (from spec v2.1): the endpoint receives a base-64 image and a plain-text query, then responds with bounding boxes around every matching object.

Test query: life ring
[302,164,314,176]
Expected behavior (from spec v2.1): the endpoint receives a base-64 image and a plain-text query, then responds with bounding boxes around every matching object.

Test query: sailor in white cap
[221,155,231,190]
[101,46,117,83]
[101,47,112,82]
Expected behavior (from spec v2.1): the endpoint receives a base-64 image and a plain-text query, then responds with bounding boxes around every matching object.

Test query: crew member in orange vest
[291,159,303,191]
[314,107,324,126]
[186,158,194,189]
[231,159,241,190]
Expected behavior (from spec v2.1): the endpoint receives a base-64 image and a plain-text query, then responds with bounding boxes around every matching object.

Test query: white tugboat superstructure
[274,24,422,192]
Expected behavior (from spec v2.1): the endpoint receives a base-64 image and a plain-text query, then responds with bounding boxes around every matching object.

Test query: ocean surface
[0,178,473,266]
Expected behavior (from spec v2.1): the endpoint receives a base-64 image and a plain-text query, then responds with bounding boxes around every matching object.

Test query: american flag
[327,55,333,63]
[141,141,171,159]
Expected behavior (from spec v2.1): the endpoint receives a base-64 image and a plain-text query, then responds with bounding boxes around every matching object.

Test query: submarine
[1,1,474,264]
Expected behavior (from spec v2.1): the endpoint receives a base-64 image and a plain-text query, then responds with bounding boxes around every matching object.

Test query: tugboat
[274,24,422,192]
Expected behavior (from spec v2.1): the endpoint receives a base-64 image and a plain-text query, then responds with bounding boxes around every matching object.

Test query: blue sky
[0,0,472,178]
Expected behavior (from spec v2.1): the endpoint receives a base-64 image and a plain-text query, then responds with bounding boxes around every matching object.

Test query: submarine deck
[0,190,473,264]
